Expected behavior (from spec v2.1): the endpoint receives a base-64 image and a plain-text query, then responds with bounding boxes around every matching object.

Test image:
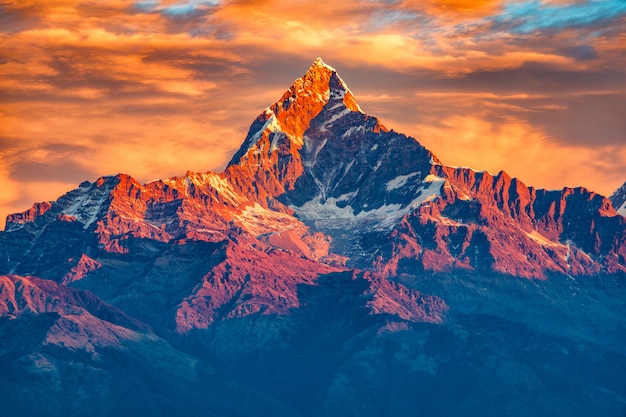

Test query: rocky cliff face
[1,58,625,417]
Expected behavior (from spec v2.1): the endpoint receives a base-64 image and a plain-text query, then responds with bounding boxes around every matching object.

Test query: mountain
[1,58,625,416]
[0,274,272,417]
[227,58,625,278]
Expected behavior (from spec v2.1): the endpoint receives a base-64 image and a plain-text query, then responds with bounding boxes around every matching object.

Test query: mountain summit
[229,57,362,167]
[228,59,625,278]
[3,59,625,279]
[1,59,625,417]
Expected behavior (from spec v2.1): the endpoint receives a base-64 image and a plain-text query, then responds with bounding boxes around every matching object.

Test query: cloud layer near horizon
[1,0,625,227]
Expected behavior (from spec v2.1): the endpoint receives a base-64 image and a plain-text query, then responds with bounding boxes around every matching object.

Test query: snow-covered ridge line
[291,175,445,231]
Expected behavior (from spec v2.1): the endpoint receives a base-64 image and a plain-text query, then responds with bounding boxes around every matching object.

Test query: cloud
[395,113,626,195]
[10,160,95,184]
[519,92,626,147]
[557,44,598,61]
[1,0,625,228]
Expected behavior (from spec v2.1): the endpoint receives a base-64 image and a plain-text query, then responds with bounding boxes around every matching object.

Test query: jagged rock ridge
[1,58,625,417]
[5,58,624,281]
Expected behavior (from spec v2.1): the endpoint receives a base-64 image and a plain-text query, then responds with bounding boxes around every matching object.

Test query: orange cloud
[1,0,625,228]
[401,0,503,17]
[409,115,626,195]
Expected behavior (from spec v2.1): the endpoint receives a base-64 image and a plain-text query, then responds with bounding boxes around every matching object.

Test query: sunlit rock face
[0,59,625,417]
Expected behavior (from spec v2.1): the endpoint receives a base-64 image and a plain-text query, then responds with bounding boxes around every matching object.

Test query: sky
[1,0,625,228]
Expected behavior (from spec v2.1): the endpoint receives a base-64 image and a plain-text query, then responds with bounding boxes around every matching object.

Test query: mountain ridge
[6,57,623,280]
[1,58,625,417]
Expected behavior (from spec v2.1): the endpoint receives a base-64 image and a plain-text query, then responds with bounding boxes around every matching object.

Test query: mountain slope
[224,58,626,278]
[0,58,625,417]
[0,275,226,417]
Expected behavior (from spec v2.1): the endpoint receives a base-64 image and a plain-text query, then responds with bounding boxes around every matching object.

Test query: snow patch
[292,175,445,231]
[319,108,351,132]
[336,191,357,203]
[403,175,445,211]
[336,79,363,113]
[234,203,305,237]
[202,173,242,204]
[304,137,327,167]
[565,239,572,263]
[617,201,626,217]
[247,110,282,150]
[386,172,420,191]
[342,125,366,138]
[62,186,111,229]
[183,173,242,205]
[270,132,286,153]
[336,160,355,184]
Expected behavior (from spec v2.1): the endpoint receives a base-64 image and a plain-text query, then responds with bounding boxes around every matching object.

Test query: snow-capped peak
[311,57,336,72]
[302,58,362,113]
[228,58,362,167]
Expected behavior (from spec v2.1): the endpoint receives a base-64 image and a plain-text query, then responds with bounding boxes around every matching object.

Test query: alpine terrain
[1,58,625,417]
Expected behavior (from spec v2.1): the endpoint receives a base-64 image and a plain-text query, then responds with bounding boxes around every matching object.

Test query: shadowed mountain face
[1,59,625,416]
